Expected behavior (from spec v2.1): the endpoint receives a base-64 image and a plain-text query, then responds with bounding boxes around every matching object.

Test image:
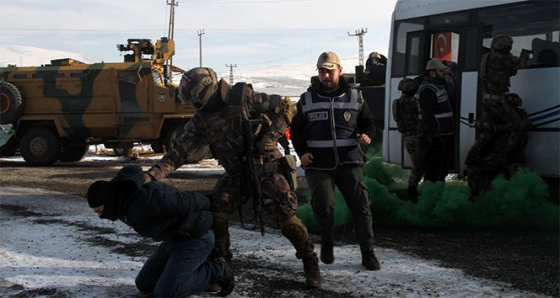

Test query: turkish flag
[434,32,452,61]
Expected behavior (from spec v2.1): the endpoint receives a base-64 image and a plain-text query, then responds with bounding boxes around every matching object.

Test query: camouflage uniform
[147,67,321,289]
[391,78,423,200]
[466,93,531,196]
[466,35,531,197]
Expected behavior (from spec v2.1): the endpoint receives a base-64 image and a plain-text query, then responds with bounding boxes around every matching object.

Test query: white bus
[382,0,559,178]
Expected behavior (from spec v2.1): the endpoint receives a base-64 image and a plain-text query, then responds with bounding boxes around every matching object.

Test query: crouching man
[87,164,234,297]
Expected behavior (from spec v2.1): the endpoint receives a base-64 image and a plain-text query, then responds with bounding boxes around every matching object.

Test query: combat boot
[407,186,419,203]
[302,253,321,289]
[215,257,235,296]
[320,239,334,264]
[361,248,381,271]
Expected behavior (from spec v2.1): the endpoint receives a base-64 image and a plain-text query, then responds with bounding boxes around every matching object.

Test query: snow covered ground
[0,152,551,297]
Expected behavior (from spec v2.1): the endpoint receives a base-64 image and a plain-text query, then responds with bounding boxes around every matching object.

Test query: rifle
[241,118,265,236]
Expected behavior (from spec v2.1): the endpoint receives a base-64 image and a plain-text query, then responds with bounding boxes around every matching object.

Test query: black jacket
[110,165,212,242]
[290,76,377,169]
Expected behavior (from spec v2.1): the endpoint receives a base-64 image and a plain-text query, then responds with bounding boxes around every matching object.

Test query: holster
[280,155,298,191]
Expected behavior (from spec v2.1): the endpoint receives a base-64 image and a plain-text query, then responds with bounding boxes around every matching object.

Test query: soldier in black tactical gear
[392,78,423,201]
[466,35,531,198]
[145,67,321,289]
[363,51,387,86]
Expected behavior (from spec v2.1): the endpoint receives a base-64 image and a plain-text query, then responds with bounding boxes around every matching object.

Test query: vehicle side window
[152,69,163,85]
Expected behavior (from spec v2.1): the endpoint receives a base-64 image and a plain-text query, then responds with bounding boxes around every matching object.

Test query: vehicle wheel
[151,142,165,154]
[0,81,25,124]
[164,123,210,163]
[20,127,60,166]
[114,144,133,157]
[59,139,88,162]
[0,136,19,156]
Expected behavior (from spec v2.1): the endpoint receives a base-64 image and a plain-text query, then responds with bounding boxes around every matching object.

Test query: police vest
[300,88,367,170]
[416,81,454,136]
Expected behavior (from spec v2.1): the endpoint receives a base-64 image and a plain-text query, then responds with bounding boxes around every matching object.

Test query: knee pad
[280,215,309,246]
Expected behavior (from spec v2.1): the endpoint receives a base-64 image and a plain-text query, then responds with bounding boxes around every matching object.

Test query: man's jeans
[135,230,221,297]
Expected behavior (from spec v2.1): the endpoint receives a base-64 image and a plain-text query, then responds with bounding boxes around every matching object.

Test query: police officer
[144,67,321,289]
[290,51,381,271]
[416,58,455,183]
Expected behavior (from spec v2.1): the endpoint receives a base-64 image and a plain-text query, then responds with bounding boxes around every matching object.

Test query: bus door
[402,28,463,173]
[423,26,483,175]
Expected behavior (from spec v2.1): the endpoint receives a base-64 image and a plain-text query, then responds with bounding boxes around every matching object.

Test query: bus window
[430,31,459,64]
[392,20,424,77]
[479,1,560,68]
[406,31,423,75]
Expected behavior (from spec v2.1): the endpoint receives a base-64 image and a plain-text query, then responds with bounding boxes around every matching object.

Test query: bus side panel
[458,72,479,175]
[511,68,560,177]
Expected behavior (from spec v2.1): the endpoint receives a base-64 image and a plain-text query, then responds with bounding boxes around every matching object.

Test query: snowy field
[0,151,551,297]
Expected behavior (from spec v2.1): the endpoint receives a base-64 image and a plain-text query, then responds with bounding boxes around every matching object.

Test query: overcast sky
[1,0,398,74]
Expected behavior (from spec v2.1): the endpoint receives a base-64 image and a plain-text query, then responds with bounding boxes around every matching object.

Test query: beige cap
[425,58,449,71]
[317,51,341,70]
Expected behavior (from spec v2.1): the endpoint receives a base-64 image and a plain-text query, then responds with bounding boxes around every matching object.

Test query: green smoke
[296,152,559,233]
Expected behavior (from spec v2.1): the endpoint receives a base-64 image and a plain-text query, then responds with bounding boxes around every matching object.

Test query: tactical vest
[392,94,419,136]
[201,83,250,174]
[300,88,366,170]
[480,51,517,93]
[416,81,454,136]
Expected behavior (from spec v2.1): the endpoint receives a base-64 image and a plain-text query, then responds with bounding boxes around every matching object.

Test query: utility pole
[197,29,205,67]
[167,0,178,40]
[348,28,368,66]
[166,0,178,70]
[226,64,237,85]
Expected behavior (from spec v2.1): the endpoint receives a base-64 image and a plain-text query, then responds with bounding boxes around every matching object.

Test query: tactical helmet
[491,35,513,52]
[398,78,418,94]
[178,67,218,109]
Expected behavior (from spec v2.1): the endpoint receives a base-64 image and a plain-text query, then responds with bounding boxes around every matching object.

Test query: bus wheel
[20,127,60,166]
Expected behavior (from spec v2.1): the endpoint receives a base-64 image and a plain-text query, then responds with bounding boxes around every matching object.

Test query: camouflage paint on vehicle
[0,37,198,165]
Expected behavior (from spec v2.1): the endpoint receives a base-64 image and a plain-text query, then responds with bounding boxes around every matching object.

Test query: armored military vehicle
[0,37,205,165]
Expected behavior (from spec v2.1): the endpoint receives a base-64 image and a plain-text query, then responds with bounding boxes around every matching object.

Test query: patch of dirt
[0,156,558,297]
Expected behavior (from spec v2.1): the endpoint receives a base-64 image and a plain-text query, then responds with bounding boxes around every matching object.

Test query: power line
[197,29,206,67]
[226,64,237,85]
[348,28,367,66]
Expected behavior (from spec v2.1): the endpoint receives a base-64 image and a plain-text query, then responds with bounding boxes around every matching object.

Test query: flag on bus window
[434,32,452,61]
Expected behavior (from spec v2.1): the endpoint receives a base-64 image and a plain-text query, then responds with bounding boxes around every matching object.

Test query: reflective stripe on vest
[417,82,454,136]
[299,88,365,169]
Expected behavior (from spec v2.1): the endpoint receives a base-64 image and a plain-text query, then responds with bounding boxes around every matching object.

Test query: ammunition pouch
[259,155,298,191]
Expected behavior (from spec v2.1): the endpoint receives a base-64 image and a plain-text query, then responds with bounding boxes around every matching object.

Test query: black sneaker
[320,241,334,264]
[215,257,235,296]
